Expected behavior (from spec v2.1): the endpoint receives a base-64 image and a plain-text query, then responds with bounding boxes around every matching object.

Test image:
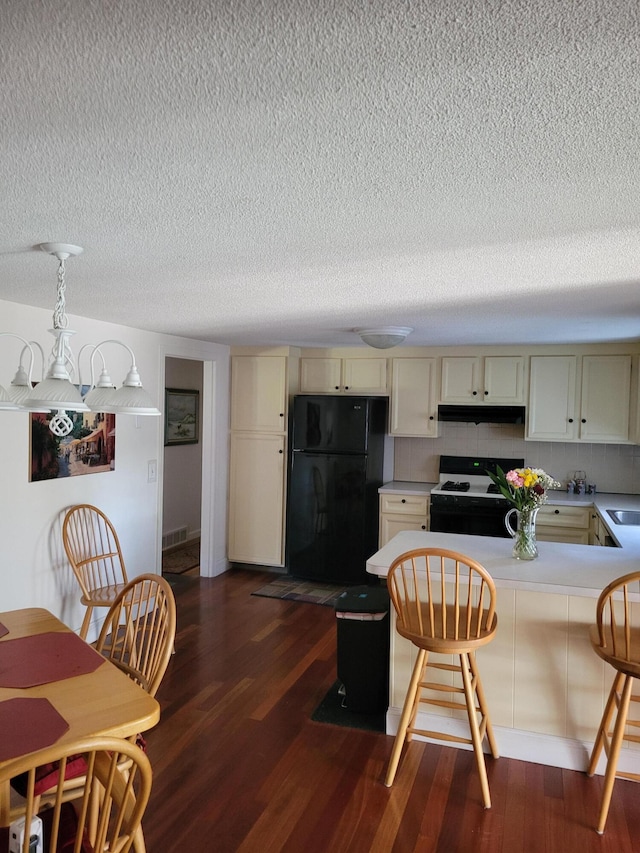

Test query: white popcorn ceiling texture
[1,0,639,347]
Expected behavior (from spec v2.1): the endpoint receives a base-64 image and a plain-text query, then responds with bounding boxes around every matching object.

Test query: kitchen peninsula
[366,512,640,776]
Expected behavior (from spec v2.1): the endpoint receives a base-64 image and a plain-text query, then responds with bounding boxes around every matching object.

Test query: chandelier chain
[52,258,68,330]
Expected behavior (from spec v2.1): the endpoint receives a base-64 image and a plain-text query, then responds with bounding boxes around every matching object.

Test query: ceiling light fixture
[0,243,161,437]
[357,327,413,349]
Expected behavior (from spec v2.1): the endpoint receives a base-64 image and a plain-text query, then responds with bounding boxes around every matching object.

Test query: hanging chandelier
[0,243,161,437]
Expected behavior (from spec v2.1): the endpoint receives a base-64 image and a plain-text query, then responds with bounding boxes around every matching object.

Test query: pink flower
[506,470,524,488]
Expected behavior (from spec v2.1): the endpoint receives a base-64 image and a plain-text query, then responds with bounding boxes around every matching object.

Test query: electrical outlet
[148,460,157,483]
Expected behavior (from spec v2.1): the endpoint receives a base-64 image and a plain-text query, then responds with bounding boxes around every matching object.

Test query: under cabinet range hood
[438,405,526,425]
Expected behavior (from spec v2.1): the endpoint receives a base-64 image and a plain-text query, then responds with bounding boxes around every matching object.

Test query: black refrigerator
[286,395,387,584]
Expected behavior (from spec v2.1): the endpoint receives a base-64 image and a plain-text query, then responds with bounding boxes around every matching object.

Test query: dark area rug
[311,680,386,732]
[162,542,200,574]
[251,576,350,607]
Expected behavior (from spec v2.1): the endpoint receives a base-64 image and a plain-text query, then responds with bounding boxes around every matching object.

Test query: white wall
[0,299,230,637]
[163,357,203,543]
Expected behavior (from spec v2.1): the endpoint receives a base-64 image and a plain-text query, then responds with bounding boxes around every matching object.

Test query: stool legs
[384,648,497,809]
[460,652,494,809]
[587,671,634,834]
[385,648,426,787]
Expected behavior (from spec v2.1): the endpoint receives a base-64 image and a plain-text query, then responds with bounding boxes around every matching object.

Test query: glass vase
[504,506,539,560]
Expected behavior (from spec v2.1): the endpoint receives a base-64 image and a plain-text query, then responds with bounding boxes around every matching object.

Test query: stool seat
[384,547,498,809]
[587,570,640,834]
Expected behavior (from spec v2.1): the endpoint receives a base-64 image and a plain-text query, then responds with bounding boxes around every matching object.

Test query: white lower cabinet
[536,505,590,545]
[379,493,430,547]
[228,432,286,565]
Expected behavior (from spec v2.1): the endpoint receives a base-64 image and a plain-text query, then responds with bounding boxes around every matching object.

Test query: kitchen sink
[607,509,640,526]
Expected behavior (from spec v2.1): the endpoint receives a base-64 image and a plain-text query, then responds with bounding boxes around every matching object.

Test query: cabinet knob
[401,499,406,503]
[279,413,284,417]
[472,390,478,396]
[344,385,349,390]
[421,525,426,530]
[429,416,434,420]
[581,418,586,423]
[568,418,574,423]
[334,386,340,390]
[484,390,489,395]
[554,509,560,514]
[278,449,283,454]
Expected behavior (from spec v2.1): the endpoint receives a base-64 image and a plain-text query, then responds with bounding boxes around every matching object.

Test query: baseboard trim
[385,707,640,776]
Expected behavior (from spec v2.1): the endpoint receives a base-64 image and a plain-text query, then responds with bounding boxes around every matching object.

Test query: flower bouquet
[487,466,561,560]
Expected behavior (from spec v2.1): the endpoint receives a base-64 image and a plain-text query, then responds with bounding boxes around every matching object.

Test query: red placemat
[0,632,104,688]
[0,697,69,761]
[0,622,8,639]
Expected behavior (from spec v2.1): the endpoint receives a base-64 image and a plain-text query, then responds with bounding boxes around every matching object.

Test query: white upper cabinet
[527,356,577,441]
[527,354,631,443]
[230,356,287,432]
[580,355,631,443]
[440,356,525,404]
[390,358,439,437]
[299,357,388,394]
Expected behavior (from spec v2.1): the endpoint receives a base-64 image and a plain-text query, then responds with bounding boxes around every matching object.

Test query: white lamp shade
[83,385,118,410]
[0,384,22,411]
[27,377,90,412]
[101,384,160,416]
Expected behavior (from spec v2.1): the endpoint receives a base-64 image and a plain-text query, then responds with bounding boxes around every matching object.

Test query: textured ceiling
[1,0,639,348]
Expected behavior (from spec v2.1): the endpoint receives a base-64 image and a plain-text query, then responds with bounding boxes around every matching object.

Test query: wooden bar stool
[587,570,640,834]
[384,547,499,809]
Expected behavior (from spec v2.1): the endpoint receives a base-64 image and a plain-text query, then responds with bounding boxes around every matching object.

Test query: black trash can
[335,585,390,714]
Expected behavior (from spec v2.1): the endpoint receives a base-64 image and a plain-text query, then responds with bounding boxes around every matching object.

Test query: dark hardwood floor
[145,568,640,852]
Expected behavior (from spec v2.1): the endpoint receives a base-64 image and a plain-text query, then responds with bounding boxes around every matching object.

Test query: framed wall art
[30,409,116,482]
[165,388,199,446]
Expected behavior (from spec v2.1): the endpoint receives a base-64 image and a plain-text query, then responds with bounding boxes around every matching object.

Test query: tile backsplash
[393,422,640,495]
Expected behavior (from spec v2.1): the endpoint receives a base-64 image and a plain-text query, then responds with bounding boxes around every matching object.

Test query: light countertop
[371,487,640,597]
[378,481,437,495]
[379,481,640,549]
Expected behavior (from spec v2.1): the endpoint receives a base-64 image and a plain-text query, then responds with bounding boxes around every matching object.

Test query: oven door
[430,495,510,538]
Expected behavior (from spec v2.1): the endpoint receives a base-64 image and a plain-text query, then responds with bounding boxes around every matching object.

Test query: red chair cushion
[10,754,88,797]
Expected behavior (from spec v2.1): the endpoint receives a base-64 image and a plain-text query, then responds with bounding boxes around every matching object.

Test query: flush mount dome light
[357,327,413,349]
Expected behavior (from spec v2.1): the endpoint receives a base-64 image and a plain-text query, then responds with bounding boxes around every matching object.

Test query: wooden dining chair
[2,735,152,853]
[17,575,175,852]
[587,570,640,834]
[62,504,129,640]
[384,547,499,809]
[95,573,177,699]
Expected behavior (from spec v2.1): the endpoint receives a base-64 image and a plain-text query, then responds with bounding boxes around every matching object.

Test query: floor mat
[162,542,200,574]
[311,680,386,732]
[251,576,350,607]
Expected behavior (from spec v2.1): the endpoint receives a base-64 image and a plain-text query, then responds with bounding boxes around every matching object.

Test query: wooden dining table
[0,607,160,825]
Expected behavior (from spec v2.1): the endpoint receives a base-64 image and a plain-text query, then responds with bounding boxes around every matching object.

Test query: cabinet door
[484,356,525,404]
[299,358,342,393]
[343,358,388,393]
[390,358,438,437]
[527,356,577,441]
[440,357,480,402]
[231,356,287,432]
[228,433,285,565]
[580,355,631,443]
[379,514,428,547]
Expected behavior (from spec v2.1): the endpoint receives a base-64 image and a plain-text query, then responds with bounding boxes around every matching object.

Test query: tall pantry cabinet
[228,350,299,566]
